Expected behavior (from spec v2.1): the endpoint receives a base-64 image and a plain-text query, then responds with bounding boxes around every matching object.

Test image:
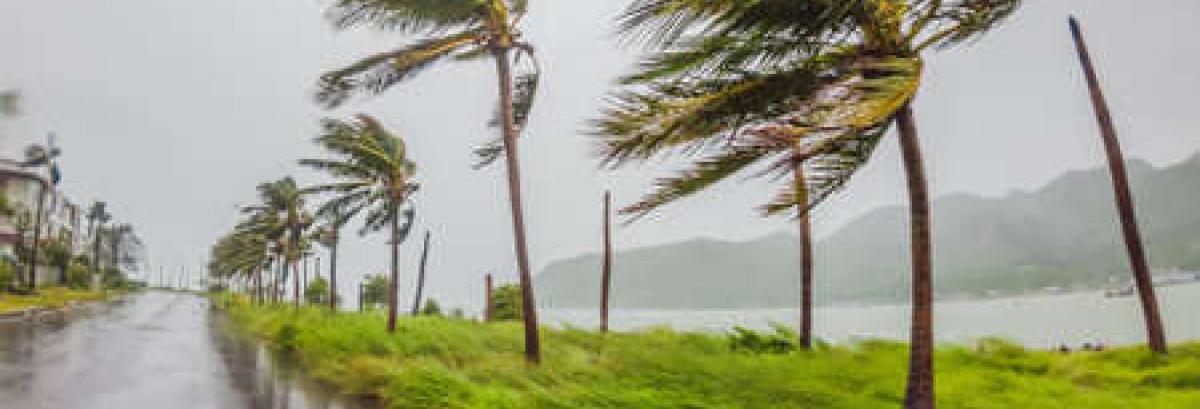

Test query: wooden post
[412,231,432,315]
[601,191,613,333]
[484,273,494,323]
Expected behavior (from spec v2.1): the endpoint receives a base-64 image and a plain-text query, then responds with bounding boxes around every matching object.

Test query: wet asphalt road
[0,292,358,409]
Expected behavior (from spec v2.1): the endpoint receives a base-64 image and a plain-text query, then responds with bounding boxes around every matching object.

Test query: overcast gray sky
[2,0,1198,311]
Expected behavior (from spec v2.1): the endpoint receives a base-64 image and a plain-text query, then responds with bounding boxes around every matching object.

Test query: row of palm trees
[211,1,1169,408]
[209,115,420,333]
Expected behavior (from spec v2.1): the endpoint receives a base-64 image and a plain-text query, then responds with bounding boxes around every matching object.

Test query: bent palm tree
[1068,17,1167,354]
[315,0,544,363]
[301,115,419,333]
[599,1,1021,407]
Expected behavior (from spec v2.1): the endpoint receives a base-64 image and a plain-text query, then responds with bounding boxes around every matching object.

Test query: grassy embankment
[221,297,1200,408]
[0,287,110,314]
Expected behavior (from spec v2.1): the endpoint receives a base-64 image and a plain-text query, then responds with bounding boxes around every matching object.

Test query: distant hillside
[535,155,1200,309]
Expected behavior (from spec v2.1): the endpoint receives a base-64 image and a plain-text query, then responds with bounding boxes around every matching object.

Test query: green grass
[221,297,1200,409]
[0,287,111,314]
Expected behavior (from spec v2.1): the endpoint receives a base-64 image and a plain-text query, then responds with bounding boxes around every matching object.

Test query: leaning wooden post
[600,191,613,333]
[484,273,494,323]
[1069,16,1168,354]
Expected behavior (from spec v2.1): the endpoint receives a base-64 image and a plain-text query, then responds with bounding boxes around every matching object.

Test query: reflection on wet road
[0,292,361,409]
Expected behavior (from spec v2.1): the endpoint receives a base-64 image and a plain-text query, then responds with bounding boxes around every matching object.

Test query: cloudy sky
[2,0,1198,311]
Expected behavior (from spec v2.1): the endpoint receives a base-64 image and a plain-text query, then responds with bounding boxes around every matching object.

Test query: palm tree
[315,218,347,311]
[19,143,58,289]
[315,0,545,363]
[87,202,110,291]
[301,115,419,333]
[1068,17,1167,354]
[244,178,310,309]
[598,2,1022,407]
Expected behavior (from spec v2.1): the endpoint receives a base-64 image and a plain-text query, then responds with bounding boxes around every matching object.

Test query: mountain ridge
[535,155,1200,309]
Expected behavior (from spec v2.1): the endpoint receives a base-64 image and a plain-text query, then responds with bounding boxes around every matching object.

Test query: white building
[1,157,85,285]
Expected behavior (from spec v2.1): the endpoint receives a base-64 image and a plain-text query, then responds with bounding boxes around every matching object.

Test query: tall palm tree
[87,202,110,291]
[244,178,310,309]
[1068,17,1166,354]
[315,218,346,311]
[598,2,1022,407]
[315,0,545,363]
[301,115,419,333]
[19,142,59,289]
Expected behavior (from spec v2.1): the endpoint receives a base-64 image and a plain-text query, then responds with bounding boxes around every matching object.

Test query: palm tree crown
[597,0,1021,218]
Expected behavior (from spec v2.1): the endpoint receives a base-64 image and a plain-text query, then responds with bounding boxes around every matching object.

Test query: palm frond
[915,0,1022,51]
[477,43,541,169]
[326,0,486,33]
[621,139,787,220]
[317,32,479,108]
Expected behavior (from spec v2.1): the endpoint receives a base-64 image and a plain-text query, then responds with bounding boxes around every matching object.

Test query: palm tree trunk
[493,46,541,364]
[281,257,291,305]
[91,227,102,291]
[328,237,339,311]
[254,266,262,305]
[387,207,401,333]
[28,184,45,289]
[1069,17,1167,354]
[601,191,613,333]
[292,257,300,309]
[794,165,814,350]
[897,104,935,409]
[411,231,431,316]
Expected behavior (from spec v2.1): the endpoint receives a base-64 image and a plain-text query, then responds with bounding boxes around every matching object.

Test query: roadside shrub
[728,324,798,354]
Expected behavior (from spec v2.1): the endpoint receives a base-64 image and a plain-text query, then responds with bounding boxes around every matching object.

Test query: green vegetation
[0,288,109,314]
[360,274,389,311]
[490,284,523,322]
[304,277,331,305]
[221,299,1200,408]
[418,298,442,317]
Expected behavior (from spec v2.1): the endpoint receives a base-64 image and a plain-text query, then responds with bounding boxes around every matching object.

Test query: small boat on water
[1104,271,1200,297]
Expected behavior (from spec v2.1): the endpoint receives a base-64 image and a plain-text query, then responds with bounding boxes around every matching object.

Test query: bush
[728,324,798,354]
[420,298,443,316]
[0,261,17,292]
[304,277,330,305]
[66,261,91,290]
[491,284,522,321]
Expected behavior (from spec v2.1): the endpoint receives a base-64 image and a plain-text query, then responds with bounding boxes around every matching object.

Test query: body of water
[543,283,1200,348]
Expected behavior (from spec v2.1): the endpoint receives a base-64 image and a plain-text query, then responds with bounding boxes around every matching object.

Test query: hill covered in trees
[536,155,1200,309]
